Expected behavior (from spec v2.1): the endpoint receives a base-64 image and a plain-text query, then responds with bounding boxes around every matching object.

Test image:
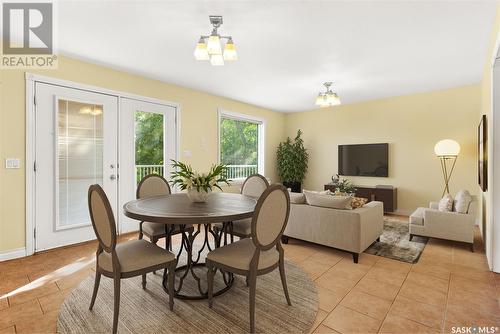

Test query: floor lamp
[434,139,461,197]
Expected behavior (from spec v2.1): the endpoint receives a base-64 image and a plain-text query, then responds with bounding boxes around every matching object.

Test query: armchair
[409,196,477,251]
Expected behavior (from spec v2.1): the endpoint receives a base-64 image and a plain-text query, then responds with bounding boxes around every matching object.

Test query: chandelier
[194,16,237,66]
[315,82,341,107]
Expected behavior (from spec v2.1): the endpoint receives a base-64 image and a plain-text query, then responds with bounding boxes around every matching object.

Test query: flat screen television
[338,143,389,177]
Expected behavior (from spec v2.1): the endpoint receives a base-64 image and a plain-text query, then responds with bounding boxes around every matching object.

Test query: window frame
[217,109,265,182]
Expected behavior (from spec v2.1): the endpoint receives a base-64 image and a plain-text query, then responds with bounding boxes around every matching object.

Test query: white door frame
[25,73,180,256]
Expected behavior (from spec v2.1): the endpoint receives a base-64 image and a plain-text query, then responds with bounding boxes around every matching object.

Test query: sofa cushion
[303,190,352,210]
[289,191,306,204]
[410,207,425,226]
[351,197,368,209]
[438,194,453,212]
[454,190,472,214]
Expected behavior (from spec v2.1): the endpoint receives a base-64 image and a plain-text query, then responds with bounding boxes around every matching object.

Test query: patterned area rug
[364,216,428,263]
[57,260,317,333]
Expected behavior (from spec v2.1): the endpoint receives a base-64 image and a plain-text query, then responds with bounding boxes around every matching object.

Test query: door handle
[110,174,117,181]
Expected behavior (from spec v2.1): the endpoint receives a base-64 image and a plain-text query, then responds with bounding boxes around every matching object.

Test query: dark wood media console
[324,184,397,213]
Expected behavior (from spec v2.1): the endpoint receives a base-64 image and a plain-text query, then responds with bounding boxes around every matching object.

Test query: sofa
[282,192,384,263]
[409,194,477,251]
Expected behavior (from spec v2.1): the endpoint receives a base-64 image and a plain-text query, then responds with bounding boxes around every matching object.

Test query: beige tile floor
[0,224,499,333]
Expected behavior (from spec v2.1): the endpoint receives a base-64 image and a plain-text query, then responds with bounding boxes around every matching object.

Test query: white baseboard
[0,247,26,262]
[391,209,412,217]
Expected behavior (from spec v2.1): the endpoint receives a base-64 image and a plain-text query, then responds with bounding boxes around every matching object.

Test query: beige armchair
[409,196,477,251]
[88,185,176,333]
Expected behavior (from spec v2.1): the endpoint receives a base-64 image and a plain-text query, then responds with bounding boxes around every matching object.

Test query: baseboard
[0,247,26,262]
[389,209,412,217]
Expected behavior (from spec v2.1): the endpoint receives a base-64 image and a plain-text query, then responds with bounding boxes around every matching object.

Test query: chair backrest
[251,184,290,250]
[137,174,171,199]
[241,174,269,198]
[88,184,117,253]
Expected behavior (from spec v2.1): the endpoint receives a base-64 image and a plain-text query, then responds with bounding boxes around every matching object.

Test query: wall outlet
[5,158,20,169]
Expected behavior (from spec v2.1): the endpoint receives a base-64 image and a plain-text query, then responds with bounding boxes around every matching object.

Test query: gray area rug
[57,260,317,333]
[364,216,428,263]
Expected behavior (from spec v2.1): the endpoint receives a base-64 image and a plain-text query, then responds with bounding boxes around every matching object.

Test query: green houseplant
[276,129,309,192]
[330,174,357,195]
[170,160,230,202]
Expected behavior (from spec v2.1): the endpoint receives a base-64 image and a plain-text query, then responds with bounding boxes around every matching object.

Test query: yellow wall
[285,85,481,215]
[478,5,500,267]
[0,56,286,253]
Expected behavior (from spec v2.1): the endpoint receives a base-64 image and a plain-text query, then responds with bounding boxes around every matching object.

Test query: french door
[34,83,118,251]
[119,98,177,233]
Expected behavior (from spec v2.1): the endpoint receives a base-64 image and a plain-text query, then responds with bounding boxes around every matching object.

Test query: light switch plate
[5,158,20,169]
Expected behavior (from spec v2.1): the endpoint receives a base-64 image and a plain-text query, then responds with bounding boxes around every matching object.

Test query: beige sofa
[282,200,384,263]
[409,196,477,251]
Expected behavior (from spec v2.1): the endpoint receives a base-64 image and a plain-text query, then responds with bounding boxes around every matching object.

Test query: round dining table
[123,192,257,300]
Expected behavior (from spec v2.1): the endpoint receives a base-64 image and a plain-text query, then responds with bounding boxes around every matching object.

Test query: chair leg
[152,239,158,275]
[469,242,474,252]
[169,236,173,251]
[248,272,257,333]
[279,258,292,306]
[89,271,101,310]
[142,274,147,289]
[112,277,121,334]
[138,222,143,240]
[168,262,175,311]
[207,262,215,308]
[352,252,359,263]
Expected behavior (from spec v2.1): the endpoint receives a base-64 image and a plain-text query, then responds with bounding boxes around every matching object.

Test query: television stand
[324,184,397,213]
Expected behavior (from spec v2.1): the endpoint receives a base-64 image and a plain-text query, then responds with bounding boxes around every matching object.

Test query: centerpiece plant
[170,160,230,202]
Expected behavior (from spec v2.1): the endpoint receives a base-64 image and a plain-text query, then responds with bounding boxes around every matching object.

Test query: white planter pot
[187,188,212,203]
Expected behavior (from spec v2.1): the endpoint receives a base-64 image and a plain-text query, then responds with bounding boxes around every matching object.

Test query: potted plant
[276,129,309,192]
[330,174,357,196]
[170,160,231,202]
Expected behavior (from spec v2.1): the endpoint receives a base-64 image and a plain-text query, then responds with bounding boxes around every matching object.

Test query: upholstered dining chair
[216,174,269,243]
[137,174,193,249]
[88,184,176,334]
[206,184,291,333]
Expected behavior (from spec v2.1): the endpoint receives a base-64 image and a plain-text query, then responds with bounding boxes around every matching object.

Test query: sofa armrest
[423,209,475,243]
[429,202,439,210]
[356,201,384,252]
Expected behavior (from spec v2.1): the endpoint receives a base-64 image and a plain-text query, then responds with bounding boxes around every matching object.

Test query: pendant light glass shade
[326,92,341,106]
[315,82,341,107]
[210,54,224,66]
[207,35,222,55]
[223,40,238,60]
[315,94,325,106]
[194,40,209,60]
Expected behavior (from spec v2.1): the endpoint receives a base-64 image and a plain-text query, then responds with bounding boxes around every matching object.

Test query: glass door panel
[57,100,104,229]
[134,111,164,184]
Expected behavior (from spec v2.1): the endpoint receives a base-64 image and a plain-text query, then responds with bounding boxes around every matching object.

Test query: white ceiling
[58,1,497,112]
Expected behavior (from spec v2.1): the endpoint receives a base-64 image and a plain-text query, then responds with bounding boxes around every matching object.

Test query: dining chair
[88,184,176,334]
[206,184,291,333]
[137,174,193,249]
[216,174,269,244]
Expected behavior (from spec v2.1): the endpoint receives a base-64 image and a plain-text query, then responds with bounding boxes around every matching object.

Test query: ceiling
[57,1,497,112]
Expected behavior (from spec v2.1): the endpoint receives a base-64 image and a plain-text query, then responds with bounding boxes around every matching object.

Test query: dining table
[123,192,257,300]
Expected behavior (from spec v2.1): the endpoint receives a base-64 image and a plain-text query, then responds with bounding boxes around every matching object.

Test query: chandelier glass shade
[194,16,237,66]
[315,82,341,107]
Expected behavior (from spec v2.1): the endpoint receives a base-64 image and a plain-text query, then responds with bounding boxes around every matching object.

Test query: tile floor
[0,225,499,333]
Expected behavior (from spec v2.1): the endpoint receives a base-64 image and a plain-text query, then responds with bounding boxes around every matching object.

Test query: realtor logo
[1,2,57,68]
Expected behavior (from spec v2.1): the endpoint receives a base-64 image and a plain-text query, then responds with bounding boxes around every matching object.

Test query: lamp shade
[223,41,238,61]
[194,40,209,60]
[434,139,460,157]
[207,35,222,55]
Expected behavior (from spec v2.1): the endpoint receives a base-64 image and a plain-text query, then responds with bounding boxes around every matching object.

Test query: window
[218,110,264,180]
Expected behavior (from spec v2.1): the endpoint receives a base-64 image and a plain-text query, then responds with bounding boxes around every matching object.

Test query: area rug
[364,216,428,263]
[57,260,317,333]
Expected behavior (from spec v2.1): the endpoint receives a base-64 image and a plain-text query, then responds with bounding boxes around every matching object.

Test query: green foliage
[170,160,231,192]
[276,129,309,183]
[220,118,258,165]
[330,174,357,194]
[135,112,164,165]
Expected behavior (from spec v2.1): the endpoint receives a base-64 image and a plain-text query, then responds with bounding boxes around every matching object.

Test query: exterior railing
[136,164,258,183]
[225,164,258,179]
[136,164,164,183]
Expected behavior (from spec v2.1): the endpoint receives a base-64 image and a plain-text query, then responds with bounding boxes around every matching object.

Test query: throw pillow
[454,189,472,214]
[289,191,306,204]
[303,190,352,210]
[351,197,368,209]
[438,194,453,212]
